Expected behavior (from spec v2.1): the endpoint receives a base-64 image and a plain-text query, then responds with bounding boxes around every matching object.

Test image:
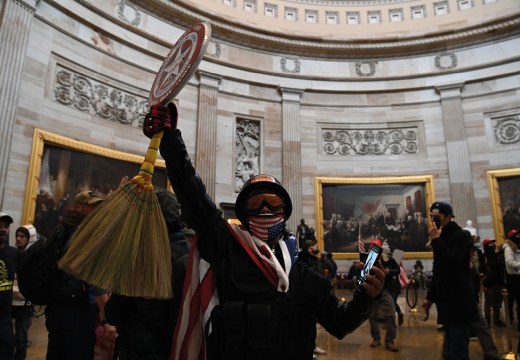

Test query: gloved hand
[143,103,178,138]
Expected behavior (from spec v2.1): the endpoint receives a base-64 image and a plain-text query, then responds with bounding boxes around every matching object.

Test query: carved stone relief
[53,66,148,128]
[281,57,301,73]
[493,115,520,145]
[235,119,261,192]
[355,61,377,77]
[117,1,142,26]
[435,53,458,70]
[321,127,419,156]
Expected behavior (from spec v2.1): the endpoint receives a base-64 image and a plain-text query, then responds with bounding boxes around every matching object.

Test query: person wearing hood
[503,228,520,330]
[12,225,39,360]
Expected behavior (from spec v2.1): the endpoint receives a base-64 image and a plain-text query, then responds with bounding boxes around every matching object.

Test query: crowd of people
[0,101,519,360]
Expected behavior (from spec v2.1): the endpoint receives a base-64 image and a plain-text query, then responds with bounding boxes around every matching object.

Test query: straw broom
[58,130,172,299]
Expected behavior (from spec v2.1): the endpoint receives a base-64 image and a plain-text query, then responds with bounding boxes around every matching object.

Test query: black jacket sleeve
[290,255,376,340]
[158,129,229,264]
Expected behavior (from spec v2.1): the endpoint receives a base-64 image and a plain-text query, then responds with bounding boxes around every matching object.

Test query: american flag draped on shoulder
[170,236,218,360]
[170,221,295,360]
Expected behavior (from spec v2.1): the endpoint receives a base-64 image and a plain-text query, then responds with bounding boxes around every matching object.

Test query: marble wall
[0,1,519,270]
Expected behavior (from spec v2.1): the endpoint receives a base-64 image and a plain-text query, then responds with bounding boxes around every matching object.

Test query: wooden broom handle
[132,130,163,191]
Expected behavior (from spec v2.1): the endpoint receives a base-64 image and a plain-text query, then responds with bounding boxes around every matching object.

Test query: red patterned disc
[149,22,211,105]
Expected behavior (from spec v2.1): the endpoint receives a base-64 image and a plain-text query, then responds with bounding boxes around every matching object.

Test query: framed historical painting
[487,168,520,244]
[22,129,168,239]
[315,175,435,259]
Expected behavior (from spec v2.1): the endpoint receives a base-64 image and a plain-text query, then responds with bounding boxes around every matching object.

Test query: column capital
[14,0,37,12]
[278,87,304,102]
[435,81,465,98]
[197,70,222,88]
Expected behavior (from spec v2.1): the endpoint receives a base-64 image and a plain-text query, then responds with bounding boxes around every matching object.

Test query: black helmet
[235,174,292,227]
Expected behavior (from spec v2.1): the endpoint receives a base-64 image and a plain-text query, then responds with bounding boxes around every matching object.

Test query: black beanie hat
[16,226,30,238]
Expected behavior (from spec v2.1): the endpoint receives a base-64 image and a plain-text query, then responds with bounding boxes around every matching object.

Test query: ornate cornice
[131,0,520,59]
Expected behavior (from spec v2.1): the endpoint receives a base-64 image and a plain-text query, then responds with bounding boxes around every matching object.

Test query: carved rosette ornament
[493,115,520,145]
[322,128,419,156]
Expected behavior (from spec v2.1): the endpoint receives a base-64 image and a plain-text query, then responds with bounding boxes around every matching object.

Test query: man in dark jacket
[422,202,479,360]
[144,103,384,360]
[45,191,116,360]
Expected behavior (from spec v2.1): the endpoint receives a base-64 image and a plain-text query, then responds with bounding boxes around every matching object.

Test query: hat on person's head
[74,191,103,205]
[302,239,317,251]
[183,228,196,236]
[0,212,13,224]
[235,174,292,228]
[370,239,383,248]
[16,225,37,241]
[16,226,30,238]
[429,201,455,217]
[482,238,496,247]
[508,229,520,240]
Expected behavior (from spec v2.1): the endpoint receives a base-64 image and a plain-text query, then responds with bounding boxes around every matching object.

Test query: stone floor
[25,288,519,359]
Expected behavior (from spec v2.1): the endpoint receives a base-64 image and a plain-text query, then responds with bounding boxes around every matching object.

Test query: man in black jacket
[144,103,384,360]
[422,202,479,360]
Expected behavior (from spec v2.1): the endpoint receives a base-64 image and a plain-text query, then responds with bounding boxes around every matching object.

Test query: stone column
[196,71,221,199]
[0,0,37,206]
[435,82,477,225]
[279,87,304,234]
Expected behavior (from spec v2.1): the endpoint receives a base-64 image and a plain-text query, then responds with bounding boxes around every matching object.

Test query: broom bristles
[58,181,172,298]
[58,131,172,299]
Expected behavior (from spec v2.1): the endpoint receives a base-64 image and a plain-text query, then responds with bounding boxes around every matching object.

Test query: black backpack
[17,225,69,305]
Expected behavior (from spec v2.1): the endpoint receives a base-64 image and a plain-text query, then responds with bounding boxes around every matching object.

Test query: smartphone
[359,252,368,263]
[355,243,383,291]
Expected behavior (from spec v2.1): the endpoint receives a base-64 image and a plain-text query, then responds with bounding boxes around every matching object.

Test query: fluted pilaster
[0,0,36,206]
[279,87,304,234]
[435,82,477,225]
[196,71,221,199]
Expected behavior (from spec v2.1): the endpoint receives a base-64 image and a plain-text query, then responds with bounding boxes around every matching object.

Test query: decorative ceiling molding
[130,0,520,58]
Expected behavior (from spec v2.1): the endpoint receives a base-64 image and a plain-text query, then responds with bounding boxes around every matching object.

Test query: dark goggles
[246,193,284,213]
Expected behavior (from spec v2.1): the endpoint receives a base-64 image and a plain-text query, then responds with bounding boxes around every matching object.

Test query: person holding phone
[422,202,479,360]
[143,103,385,360]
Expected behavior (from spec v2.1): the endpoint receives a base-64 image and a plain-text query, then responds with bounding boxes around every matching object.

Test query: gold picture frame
[22,129,167,237]
[487,168,520,245]
[315,175,435,260]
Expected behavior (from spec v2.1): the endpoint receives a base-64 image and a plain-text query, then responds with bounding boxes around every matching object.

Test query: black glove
[143,103,178,138]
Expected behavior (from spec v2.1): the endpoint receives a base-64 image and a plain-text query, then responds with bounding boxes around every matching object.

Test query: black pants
[45,302,97,360]
[0,316,14,360]
[12,306,33,360]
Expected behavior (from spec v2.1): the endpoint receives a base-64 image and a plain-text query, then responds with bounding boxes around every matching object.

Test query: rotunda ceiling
[133,0,520,58]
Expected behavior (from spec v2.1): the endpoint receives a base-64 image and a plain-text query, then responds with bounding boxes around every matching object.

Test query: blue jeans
[442,324,470,360]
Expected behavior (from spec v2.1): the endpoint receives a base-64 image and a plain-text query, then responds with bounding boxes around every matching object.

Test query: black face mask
[311,249,320,255]
[433,217,442,229]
